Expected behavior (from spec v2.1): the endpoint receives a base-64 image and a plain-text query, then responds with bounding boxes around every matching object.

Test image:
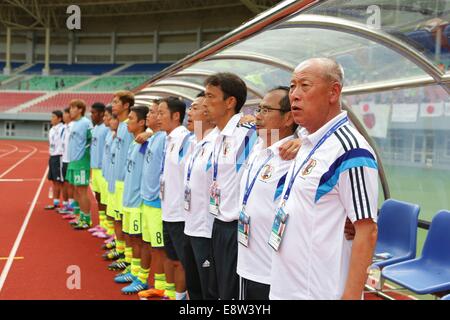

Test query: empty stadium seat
[0,92,44,112]
[0,75,10,83]
[373,199,420,269]
[382,210,450,295]
[22,63,122,75]
[21,93,113,113]
[75,76,148,92]
[18,76,88,91]
[0,62,23,71]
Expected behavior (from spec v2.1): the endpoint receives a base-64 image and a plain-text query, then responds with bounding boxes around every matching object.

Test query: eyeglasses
[255,106,288,115]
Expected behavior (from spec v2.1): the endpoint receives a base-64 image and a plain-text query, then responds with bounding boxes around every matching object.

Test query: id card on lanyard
[238,152,273,247]
[159,177,165,200]
[268,206,289,251]
[209,183,220,216]
[268,116,348,251]
[238,210,250,247]
[184,186,191,211]
[209,136,225,216]
[185,141,207,212]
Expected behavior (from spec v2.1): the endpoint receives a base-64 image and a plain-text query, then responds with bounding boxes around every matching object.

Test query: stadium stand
[21,92,113,113]
[75,75,149,92]
[16,76,88,91]
[0,62,23,71]
[0,62,170,113]
[0,91,45,112]
[21,63,123,75]
[0,75,10,83]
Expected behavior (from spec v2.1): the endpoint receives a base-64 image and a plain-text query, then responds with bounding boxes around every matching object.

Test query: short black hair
[196,91,205,98]
[160,97,186,125]
[105,105,113,115]
[269,86,290,112]
[63,107,70,114]
[130,106,149,123]
[268,86,298,132]
[52,110,63,119]
[204,72,247,113]
[91,102,106,113]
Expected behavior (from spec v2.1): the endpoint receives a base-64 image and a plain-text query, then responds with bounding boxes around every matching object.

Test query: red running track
[0,140,134,300]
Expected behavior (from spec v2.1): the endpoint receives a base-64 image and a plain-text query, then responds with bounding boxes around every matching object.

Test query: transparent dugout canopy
[136,0,450,222]
[306,0,450,71]
[219,27,427,88]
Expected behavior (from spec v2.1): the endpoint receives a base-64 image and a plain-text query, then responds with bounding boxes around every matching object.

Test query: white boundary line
[0,144,18,159]
[0,146,37,179]
[0,178,42,182]
[0,167,48,292]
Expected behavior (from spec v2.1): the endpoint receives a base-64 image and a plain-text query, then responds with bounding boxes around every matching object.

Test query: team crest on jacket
[260,164,273,180]
[302,159,317,176]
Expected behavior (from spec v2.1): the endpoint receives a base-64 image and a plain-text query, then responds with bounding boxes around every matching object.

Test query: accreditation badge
[208,182,220,216]
[159,177,165,201]
[268,207,289,252]
[366,264,382,290]
[238,209,250,247]
[184,185,191,211]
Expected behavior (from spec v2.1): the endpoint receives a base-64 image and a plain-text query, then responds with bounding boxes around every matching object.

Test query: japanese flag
[419,102,444,117]
[352,102,390,138]
[445,102,450,116]
[391,104,418,123]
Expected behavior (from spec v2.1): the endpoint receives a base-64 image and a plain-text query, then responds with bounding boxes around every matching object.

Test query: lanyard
[282,116,348,205]
[160,137,169,176]
[212,136,226,182]
[242,152,274,208]
[186,141,208,183]
[179,132,194,159]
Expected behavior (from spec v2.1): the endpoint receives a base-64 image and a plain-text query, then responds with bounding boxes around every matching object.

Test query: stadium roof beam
[0,0,281,28]
[10,0,253,17]
[73,3,244,18]
[0,0,53,29]
[140,0,317,87]
[240,0,276,14]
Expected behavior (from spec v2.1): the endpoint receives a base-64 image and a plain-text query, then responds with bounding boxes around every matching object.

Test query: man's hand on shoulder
[239,114,256,125]
[279,138,301,161]
[135,129,153,144]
